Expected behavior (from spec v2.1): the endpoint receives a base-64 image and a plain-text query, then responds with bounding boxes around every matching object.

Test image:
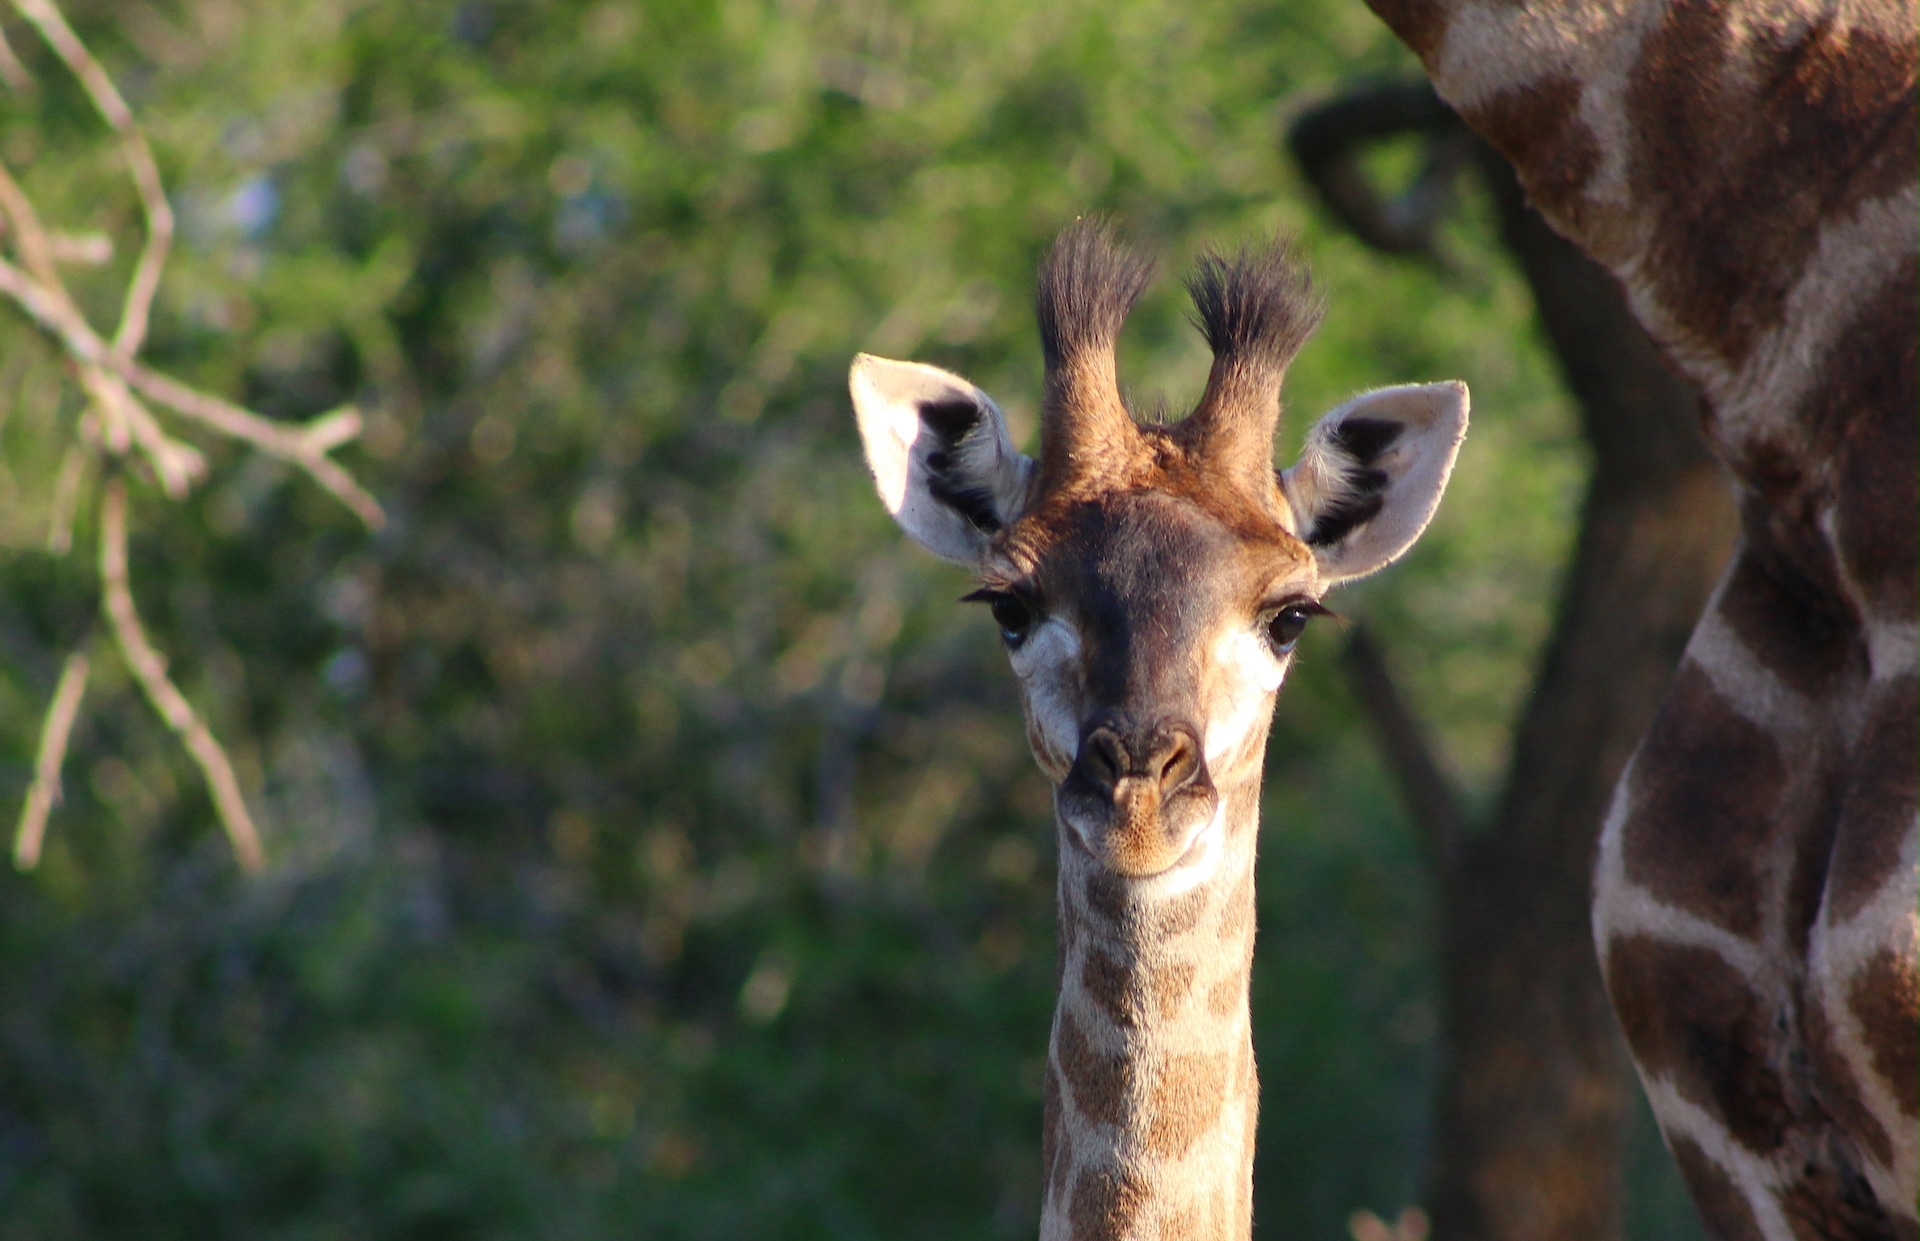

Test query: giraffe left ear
[1281,381,1468,584]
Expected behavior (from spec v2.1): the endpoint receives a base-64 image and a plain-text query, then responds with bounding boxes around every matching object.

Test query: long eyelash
[961,582,1041,607]
[1267,599,1344,618]
[1298,599,1342,624]
[1274,598,1345,627]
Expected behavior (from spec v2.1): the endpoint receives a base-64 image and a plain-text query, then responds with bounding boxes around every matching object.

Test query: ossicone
[1034,218,1156,483]
[1181,238,1326,474]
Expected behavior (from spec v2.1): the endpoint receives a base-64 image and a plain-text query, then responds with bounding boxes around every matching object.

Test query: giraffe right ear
[850,353,1036,565]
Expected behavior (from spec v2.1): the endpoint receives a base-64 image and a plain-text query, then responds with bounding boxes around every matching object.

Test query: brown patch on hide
[1850,948,1920,1118]
[1624,0,1918,367]
[1070,1164,1150,1241]
[1143,1052,1229,1159]
[1825,679,1917,924]
[1462,76,1604,235]
[1828,263,1919,620]
[1803,990,1896,1167]
[1056,1008,1128,1129]
[1624,662,1783,936]
[1715,539,1858,701]
[1605,935,1791,1153]
[1669,1134,1767,1241]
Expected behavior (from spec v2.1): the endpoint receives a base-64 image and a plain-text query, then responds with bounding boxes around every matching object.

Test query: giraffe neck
[1370,0,1916,499]
[1363,1,1918,1235]
[1040,778,1262,1241]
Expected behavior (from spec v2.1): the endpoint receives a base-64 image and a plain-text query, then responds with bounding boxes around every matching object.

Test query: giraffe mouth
[1055,780,1223,879]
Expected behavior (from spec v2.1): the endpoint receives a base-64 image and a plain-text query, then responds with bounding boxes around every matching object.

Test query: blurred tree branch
[98,478,265,871]
[1339,625,1462,866]
[11,647,86,869]
[1291,80,1736,1241]
[3,1,382,874]
[1288,82,1472,264]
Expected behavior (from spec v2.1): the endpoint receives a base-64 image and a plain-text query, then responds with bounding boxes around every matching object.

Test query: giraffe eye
[962,588,1039,648]
[1264,604,1315,653]
[989,595,1037,646]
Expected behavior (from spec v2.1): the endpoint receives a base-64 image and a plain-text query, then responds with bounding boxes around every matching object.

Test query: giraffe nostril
[1152,727,1202,798]
[1081,728,1126,795]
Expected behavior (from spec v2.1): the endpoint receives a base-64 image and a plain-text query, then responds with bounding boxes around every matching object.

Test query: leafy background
[0,0,1697,1237]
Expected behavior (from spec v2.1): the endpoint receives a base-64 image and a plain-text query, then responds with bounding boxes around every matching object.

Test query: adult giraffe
[852,223,1468,1238]
[1360,0,1918,1237]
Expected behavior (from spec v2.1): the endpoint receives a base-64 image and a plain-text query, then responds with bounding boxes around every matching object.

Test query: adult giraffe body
[1361,0,1918,1237]
[852,224,1469,1237]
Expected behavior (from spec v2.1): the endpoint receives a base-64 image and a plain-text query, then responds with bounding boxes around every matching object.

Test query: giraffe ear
[850,353,1036,565]
[1281,381,1468,585]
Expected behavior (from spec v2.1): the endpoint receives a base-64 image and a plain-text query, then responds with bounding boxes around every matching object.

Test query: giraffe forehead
[1016,490,1310,629]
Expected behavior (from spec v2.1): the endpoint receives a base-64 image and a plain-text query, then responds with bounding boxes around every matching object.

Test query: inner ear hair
[1326,417,1403,465]
[1289,417,1403,547]
[918,396,1005,534]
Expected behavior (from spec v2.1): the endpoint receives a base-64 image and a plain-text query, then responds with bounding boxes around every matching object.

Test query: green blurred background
[0,1,1696,1237]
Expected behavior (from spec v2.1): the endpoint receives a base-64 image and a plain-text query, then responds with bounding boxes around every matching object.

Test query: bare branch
[0,153,65,292]
[1340,624,1465,863]
[121,366,382,527]
[44,439,86,553]
[80,363,204,497]
[0,2,380,876]
[47,230,110,265]
[12,648,88,869]
[0,254,383,526]
[0,171,198,490]
[98,478,265,872]
[11,0,174,357]
[0,22,32,94]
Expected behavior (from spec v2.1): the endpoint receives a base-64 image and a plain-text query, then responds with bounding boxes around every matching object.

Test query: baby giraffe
[850,221,1467,1240]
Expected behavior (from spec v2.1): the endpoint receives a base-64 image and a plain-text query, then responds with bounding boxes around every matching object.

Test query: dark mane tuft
[1036,218,1156,369]
[1185,239,1325,373]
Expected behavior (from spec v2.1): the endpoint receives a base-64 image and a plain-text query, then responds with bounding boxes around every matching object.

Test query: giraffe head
[852,221,1466,885]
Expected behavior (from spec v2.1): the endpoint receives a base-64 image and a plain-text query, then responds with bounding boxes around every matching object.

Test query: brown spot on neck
[1827,262,1919,620]
[1055,1007,1130,1130]
[1718,519,1863,700]
[1669,1135,1767,1241]
[1081,871,1213,940]
[1605,935,1791,1153]
[1082,946,1200,1030]
[1623,661,1783,936]
[1849,948,1920,1119]
[1364,0,1451,62]
[1069,1165,1151,1241]
[1143,1051,1231,1159]
[1623,0,1918,368]
[1461,75,1609,248]
[1825,679,1918,923]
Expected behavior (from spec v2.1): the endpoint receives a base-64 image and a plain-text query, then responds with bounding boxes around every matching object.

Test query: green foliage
[0,1,1686,1238]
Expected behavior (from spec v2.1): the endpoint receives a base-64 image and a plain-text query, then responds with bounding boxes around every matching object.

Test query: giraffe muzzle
[1059,718,1218,877]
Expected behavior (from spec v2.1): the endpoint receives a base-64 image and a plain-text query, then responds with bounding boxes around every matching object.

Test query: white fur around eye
[1006,614,1078,675]
[1008,617,1083,769]
[1203,626,1288,769]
